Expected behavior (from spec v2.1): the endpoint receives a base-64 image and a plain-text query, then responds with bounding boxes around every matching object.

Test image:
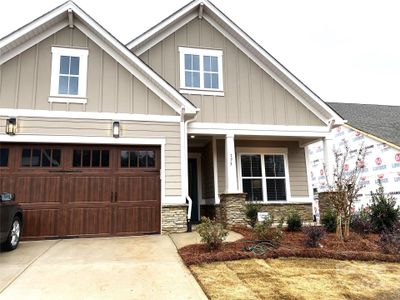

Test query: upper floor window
[179,47,223,96]
[49,47,89,104]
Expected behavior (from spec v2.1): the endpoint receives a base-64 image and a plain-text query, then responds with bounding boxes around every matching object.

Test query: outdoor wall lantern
[6,118,17,135]
[112,121,120,138]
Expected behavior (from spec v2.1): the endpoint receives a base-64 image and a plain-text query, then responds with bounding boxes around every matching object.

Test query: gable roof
[126,0,344,126]
[0,1,198,115]
[328,102,400,148]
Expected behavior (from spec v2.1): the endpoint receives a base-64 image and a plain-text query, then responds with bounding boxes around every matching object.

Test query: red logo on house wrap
[375,157,382,165]
[355,131,361,136]
[320,169,324,175]
[344,164,349,171]
[361,176,366,181]
[378,174,384,179]
[395,153,400,162]
[336,127,341,132]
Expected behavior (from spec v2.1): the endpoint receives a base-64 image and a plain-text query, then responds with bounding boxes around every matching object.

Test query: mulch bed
[178,226,400,266]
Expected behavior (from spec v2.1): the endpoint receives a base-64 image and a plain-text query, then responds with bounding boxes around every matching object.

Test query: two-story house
[0,0,344,239]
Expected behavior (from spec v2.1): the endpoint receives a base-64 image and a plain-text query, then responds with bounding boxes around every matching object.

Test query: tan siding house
[0,0,344,238]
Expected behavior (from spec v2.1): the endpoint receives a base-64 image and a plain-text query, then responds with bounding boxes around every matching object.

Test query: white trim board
[188,122,330,137]
[0,108,180,123]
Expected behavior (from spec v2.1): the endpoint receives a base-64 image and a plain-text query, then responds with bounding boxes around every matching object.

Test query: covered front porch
[186,131,331,225]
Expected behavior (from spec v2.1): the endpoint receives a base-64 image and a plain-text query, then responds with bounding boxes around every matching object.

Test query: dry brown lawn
[190,258,400,300]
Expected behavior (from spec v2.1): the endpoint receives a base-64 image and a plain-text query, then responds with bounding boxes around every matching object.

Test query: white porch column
[225,134,238,193]
[323,135,334,187]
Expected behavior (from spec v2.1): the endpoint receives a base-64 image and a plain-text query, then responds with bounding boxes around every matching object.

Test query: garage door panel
[114,206,160,234]
[66,207,111,236]
[116,175,160,202]
[15,176,62,204]
[22,208,61,238]
[0,176,12,192]
[67,176,113,203]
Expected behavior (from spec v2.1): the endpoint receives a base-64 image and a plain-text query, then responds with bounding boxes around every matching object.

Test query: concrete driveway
[0,235,206,299]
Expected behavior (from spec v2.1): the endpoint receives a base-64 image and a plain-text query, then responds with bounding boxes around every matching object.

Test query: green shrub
[286,209,303,232]
[369,183,400,233]
[253,215,283,246]
[303,226,325,248]
[245,202,262,228]
[321,208,337,233]
[197,217,228,251]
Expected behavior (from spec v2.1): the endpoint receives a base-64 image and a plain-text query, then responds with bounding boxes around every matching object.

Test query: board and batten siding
[0,117,181,197]
[0,27,176,116]
[139,18,324,126]
[216,139,309,198]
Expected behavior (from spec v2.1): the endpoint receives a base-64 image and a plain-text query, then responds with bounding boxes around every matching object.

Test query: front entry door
[188,158,199,222]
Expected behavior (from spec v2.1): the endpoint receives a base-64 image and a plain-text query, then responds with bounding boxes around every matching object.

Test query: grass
[190,258,400,300]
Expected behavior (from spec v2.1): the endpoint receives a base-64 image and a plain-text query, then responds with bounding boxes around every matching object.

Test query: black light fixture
[112,121,120,138]
[6,118,17,135]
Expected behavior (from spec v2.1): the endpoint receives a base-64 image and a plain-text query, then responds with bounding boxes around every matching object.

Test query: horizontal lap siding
[140,18,324,126]
[0,117,181,197]
[0,27,177,116]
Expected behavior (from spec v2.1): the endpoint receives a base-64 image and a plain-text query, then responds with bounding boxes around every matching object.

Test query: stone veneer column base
[161,205,187,233]
[219,193,247,228]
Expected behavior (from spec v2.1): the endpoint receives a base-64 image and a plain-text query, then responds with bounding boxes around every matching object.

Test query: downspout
[181,106,198,232]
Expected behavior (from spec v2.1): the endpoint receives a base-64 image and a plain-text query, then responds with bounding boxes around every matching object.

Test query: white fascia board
[188,122,330,137]
[0,21,68,66]
[0,108,180,123]
[126,0,201,50]
[133,12,198,56]
[0,2,69,49]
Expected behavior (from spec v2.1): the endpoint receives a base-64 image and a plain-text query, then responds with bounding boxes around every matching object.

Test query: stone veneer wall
[161,205,187,233]
[219,193,247,227]
[318,192,344,217]
[258,203,313,222]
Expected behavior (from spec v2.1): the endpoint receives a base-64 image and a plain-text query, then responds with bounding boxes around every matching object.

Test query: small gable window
[49,47,89,104]
[179,47,223,96]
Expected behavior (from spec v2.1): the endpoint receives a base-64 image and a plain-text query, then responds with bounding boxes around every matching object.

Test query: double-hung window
[179,47,223,96]
[49,47,89,103]
[239,150,290,202]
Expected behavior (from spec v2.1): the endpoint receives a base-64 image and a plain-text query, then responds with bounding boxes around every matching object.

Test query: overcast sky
[1,0,399,106]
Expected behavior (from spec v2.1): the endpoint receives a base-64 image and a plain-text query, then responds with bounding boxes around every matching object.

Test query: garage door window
[120,150,155,168]
[21,148,61,167]
[73,149,109,168]
[0,148,9,167]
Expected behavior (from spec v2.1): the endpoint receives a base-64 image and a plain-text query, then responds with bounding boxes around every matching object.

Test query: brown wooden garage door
[0,143,161,239]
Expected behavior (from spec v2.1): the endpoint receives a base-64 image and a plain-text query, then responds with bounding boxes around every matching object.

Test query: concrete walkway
[170,230,243,249]
[0,236,207,299]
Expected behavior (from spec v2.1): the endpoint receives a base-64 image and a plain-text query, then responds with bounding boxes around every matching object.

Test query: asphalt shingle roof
[328,102,400,147]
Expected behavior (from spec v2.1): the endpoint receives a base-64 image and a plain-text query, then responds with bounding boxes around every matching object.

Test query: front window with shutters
[179,47,223,96]
[49,47,88,103]
[239,151,289,202]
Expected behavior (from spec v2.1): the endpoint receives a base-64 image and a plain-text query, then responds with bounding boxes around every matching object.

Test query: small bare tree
[324,140,366,241]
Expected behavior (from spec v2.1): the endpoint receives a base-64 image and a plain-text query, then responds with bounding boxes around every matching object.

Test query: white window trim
[237,147,291,203]
[178,47,223,95]
[49,46,89,103]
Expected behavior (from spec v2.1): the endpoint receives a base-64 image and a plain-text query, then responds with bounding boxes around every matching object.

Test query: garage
[0,144,161,239]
